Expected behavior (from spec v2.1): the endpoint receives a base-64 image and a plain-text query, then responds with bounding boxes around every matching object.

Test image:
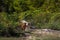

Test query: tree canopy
[0,0,60,34]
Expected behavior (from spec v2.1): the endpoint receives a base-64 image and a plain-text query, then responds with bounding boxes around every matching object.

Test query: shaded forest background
[0,0,60,37]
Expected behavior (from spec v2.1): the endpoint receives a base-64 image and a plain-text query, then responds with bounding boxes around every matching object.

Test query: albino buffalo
[18,20,30,32]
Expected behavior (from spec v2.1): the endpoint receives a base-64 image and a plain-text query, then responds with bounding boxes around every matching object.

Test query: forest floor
[0,29,60,40]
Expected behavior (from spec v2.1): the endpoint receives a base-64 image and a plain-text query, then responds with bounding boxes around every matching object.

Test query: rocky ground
[18,29,60,40]
[0,29,60,40]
